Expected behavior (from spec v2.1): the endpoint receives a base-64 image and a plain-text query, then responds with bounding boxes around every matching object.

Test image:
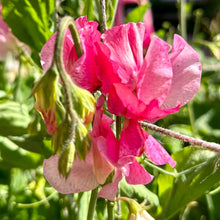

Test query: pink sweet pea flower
[97,22,201,123]
[114,0,154,48]
[41,16,102,93]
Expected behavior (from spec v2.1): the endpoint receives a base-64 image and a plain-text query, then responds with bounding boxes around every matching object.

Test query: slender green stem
[107,201,115,220]
[16,191,57,208]
[144,159,177,177]
[87,187,99,220]
[54,16,83,141]
[178,0,187,40]
[115,116,121,140]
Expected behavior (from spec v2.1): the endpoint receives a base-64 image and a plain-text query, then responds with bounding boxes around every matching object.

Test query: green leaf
[0,101,31,136]
[120,178,159,206]
[124,4,150,24]
[0,136,42,169]
[1,0,55,52]
[157,147,220,219]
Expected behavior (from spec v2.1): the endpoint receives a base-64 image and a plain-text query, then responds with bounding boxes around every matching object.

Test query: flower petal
[102,23,145,89]
[144,134,176,168]
[98,169,123,201]
[119,119,145,158]
[43,153,99,194]
[125,160,154,185]
[107,83,148,120]
[161,34,202,109]
[137,36,172,106]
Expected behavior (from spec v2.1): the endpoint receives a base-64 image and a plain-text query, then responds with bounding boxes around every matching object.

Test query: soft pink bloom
[41,16,102,93]
[114,0,154,48]
[44,97,175,199]
[96,23,202,123]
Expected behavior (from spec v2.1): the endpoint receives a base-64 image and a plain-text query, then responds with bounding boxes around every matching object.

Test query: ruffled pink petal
[107,83,179,122]
[161,34,202,109]
[125,160,154,185]
[141,99,180,123]
[95,42,121,95]
[107,83,148,120]
[40,30,76,72]
[43,153,99,194]
[102,23,145,89]
[144,134,176,168]
[119,119,145,158]
[137,36,172,106]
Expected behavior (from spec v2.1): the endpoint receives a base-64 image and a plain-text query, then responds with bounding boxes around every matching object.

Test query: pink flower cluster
[42,16,201,200]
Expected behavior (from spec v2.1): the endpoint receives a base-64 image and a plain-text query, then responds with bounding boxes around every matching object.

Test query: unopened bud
[58,142,75,179]
[31,68,59,134]
[72,84,95,126]
[75,120,91,160]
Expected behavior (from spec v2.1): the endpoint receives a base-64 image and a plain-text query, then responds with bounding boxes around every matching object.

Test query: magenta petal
[95,42,121,95]
[43,154,99,194]
[102,23,145,89]
[119,119,145,158]
[137,36,172,106]
[107,83,148,120]
[161,34,202,109]
[144,134,176,168]
[125,160,154,185]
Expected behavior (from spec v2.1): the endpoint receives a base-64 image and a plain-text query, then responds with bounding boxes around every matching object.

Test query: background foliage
[0,0,220,219]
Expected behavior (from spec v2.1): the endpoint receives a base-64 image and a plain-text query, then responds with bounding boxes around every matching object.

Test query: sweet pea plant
[1,0,220,220]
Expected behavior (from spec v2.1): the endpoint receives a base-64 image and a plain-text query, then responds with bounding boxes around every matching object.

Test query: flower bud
[75,120,91,160]
[58,141,75,179]
[71,84,96,126]
[116,197,155,220]
[32,68,59,134]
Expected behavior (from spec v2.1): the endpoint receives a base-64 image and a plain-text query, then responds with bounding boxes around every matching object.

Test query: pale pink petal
[102,23,145,89]
[125,160,154,185]
[92,144,114,184]
[98,169,123,201]
[119,119,145,158]
[43,153,99,194]
[161,34,202,109]
[40,33,56,71]
[144,134,176,168]
[137,36,172,106]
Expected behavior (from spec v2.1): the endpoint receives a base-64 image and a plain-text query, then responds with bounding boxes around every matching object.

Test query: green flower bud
[71,84,96,126]
[58,141,75,179]
[75,120,91,160]
[31,68,59,134]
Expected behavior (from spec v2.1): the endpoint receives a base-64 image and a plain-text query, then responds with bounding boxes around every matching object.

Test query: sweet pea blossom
[96,22,202,123]
[41,16,102,93]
